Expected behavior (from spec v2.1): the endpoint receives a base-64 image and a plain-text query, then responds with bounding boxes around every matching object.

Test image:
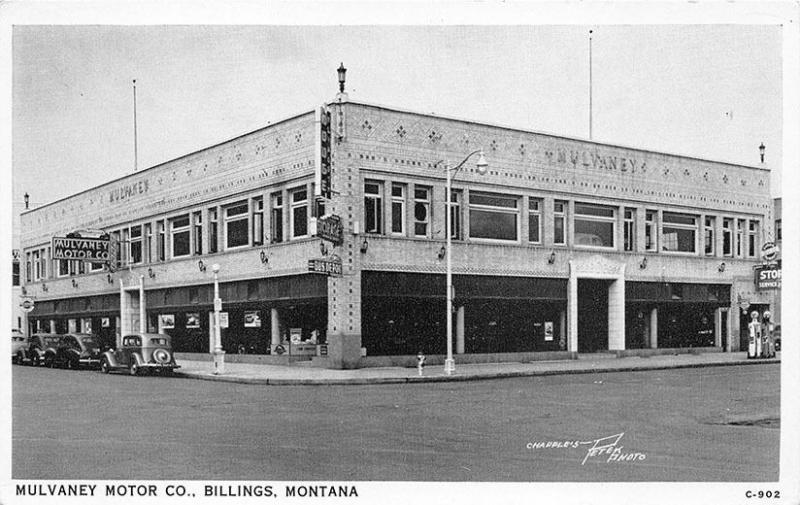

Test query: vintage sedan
[100,333,180,376]
[19,333,62,367]
[52,333,103,369]
[11,330,28,364]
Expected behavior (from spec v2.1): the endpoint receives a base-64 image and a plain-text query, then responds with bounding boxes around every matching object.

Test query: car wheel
[12,353,21,365]
[100,358,110,374]
[31,354,39,367]
[44,355,55,368]
[129,361,139,376]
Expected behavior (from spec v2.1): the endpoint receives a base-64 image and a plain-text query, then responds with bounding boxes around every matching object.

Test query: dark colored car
[100,333,180,376]
[18,333,62,367]
[53,333,103,369]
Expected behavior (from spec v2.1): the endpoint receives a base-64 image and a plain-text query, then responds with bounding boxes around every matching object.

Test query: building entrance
[577,279,609,352]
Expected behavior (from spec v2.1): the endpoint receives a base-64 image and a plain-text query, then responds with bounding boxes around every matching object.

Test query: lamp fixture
[21,286,27,296]
[148,267,156,279]
[759,142,766,163]
[548,251,556,264]
[71,279,78,288]
[320,241,329,256]
[337,62,347,93]
[41,283,48,292]
[198,260,207,272]
[107,273,113,284]
[438,246,446,260]
[259,250,270,266]
[24,192,30,210]
[360,237,369,254]
[640,257,648,270]
[718,262,726,272]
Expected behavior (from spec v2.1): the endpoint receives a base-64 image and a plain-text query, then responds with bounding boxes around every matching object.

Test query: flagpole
[589,29,593,140]
[133,79,138,172]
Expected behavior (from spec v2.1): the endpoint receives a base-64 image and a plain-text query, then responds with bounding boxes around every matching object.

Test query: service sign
[754,261,781,291]
[315,215,344,245]
[308,257,343,277]
[52,236,111,262]
[761,241,779,261]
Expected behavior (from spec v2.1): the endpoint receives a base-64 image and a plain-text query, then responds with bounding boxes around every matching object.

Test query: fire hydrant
[417,351,426,376]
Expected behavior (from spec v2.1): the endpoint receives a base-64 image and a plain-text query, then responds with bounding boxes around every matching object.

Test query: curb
[172,357,780,386]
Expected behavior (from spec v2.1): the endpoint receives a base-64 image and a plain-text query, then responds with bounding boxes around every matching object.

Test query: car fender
[102,351,120,368]
[130,353,144,366]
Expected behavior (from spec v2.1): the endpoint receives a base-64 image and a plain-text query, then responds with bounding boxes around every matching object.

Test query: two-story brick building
[19,92,775,368]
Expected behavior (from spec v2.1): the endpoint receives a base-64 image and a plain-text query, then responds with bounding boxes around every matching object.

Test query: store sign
[315,106,333,200]
[20,297,35,313]
[315,215,343,245]
[52,236,110,261]
[308,257,343,277]
[761,242,779,261]
[754,261,781,291]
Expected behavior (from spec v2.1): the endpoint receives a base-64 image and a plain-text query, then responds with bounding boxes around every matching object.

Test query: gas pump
[747,311,761,359]
[762,311,775,358]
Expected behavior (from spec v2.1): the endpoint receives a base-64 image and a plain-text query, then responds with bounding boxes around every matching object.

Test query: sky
[9,22,784,222]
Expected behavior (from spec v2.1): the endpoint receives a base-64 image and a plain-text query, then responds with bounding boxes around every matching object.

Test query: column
[559,309,567,351]
[456,305,465,354]
[49,319,56,333]
[271,308,281,348]
[282,188,290,242]
[607,277,626,351]
[649,307,658,349]
[714,307,723,348]
[567,265,578,352]
[543,197,555,246]
[636,206,647,253]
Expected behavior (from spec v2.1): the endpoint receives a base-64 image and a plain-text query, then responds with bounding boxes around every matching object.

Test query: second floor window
[574,203,615,248]
[130,225,143,264]
[12,260,20,286]
[171,215,191,258]
[192,212,203,256]
[469,192,518,241]
[661,212,697,253]
[271,193,283,243]
[704,217,715,256]
[291,188,308,238]
[553,200,567,245]
[645,210,657,251]
[413,186,431,237]
[623,208,635,252]
[748,221,759,258]
[364,181,383,234]
[209,209,219,253]
[529,198,542,244]
[252,197,264,246]
[225,202,249,249]
[391,183,406,235]
[449,190,463,240]
[722,218,733,256]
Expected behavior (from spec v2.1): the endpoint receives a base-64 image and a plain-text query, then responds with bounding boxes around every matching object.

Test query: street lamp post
[442,150,488,375]
[211,263,224,374]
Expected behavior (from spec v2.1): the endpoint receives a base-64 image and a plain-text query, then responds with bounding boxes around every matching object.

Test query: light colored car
[100,333,180,376]
[11,330,27,364]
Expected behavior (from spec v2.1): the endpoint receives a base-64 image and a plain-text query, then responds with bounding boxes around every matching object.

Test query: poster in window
[84,319,92,333]
[244,310,261,328]
[160,314,175,329]
[219,312,229,329]
[544,321,554,341]
[101,317,110,328]
[186,313,200,328]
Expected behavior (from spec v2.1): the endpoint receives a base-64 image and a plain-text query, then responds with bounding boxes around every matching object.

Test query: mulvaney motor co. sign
[51,236,111,262]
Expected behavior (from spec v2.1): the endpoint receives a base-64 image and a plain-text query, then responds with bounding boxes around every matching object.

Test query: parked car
[773,324,781,352]
[100,333,180,376]
[20,333,62,367]
[52,333,102,369]
[11,330,27,364]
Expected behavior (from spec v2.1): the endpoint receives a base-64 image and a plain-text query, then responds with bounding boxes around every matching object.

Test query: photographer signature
[526,432,647,465]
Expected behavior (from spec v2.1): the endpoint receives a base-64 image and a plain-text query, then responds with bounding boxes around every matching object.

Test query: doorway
[578,279,609,352]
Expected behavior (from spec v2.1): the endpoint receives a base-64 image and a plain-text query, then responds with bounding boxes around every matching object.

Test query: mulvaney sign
[52,236,111,261]
[544,148,648,174]
[108,179,150,203]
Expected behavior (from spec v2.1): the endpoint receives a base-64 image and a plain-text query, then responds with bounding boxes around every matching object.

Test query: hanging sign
[754,261,781,291]
[308,257,343,276]
[761,242,779,262]
[52,236,110,261]
[20,297,35,313]
[315,215,344,245]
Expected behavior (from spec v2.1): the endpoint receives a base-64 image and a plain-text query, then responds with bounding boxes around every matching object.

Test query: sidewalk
[173,351,780,386]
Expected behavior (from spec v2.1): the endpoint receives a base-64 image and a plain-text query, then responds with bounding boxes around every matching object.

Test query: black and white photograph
[2,2,798,505]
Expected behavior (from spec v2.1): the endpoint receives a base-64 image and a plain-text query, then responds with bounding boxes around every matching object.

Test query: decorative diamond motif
[740,179,747,186]
[362,120,372,131]
[722,174,729,184]
[396,125,406,138]
[275,137,282,149]
[703,171,709,181]
[235,151,242,161]
[663,168,670,176]
[295,132,302,143]
[428,130,442,143]
[490,139,498,151]
[683,169,690,177]
[519,144,526,156]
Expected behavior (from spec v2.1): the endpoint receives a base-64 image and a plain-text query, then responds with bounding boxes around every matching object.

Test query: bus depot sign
[308,257,343,277]
[52,236,111,262]
[754,261,781,291]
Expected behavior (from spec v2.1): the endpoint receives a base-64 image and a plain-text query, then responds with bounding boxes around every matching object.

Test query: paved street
[12,363,779,481]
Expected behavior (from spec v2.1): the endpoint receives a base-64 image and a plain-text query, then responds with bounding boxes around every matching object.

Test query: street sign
[219,312,229,328]
[761,242,779,261]
[315,214,344,245]
[52,236,111,262]
[20,297,35,313]
[754,261,781,291]
[308,257,343,276]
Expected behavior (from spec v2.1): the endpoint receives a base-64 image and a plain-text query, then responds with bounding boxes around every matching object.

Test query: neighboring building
[19,93,775,367]
[12,199,23,332]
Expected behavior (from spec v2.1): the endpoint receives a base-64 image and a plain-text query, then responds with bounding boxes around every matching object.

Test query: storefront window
[469,191,518,241]
[661,212,697,253]
[224,202,249,248]
[171,215,191,257]
[364,181,383,234]
[290,187,308,238]
[414,186,431,237]
[529,198,542,244]
[574,202,615,248]
[391,183,406,235]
